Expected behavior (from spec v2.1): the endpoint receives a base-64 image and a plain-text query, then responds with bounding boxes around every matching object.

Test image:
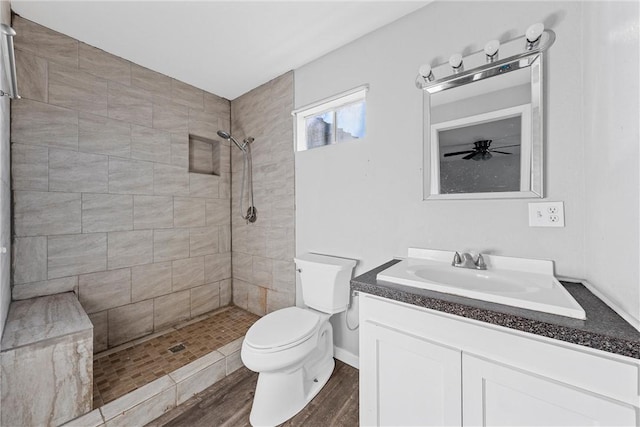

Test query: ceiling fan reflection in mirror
[443,139,519,161]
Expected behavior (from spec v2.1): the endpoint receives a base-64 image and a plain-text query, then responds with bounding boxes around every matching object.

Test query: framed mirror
[422,39,549,200]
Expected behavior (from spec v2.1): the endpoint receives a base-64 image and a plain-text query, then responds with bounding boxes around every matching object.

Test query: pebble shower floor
[92,306,259,408]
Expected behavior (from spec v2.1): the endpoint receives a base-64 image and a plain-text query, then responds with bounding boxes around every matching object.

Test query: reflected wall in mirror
[424,54,544,200]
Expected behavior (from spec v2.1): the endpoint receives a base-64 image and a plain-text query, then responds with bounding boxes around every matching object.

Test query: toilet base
[248,323,335,426]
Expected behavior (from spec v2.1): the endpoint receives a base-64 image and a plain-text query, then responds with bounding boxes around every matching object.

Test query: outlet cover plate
[528,202,565,227]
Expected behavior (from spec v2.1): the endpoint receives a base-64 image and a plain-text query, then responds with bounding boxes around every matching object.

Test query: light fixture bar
[415,28,555,93]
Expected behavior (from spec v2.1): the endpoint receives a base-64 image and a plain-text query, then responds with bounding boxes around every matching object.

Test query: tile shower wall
[10,16,233,352]
[230,72,295,315]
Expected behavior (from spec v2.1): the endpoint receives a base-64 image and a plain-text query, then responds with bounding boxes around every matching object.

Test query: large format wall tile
[13,16,78,67]
[108,82,153,127]
[14,191,81,236]
[12,236,47,284]
[174,197,205,228]
[153,290,190,330]
[89,310,108,353]
[12,276,78,301]
[131,124,172,164]
[11,276,78,301]
[107,230,153,269]
[48,62,108,116]
[153,229,190,262]
[204,92,230,117]
[206,198,230,226]
[266,289,295,314]
[11,99,78,150]
[189,173,219,198]
[15,49,48,102]
[79,112,131,157]
[49,148,109,193]
[11,17,233,351]
[172,256,205,291]
[133,195,173,229]
[108,157,154,194]
[108,300,153,346]
[205,252,231,283]
[171,79,204,110]
[189,109,217,140]
[82,193,133,233]
[154,163,189,195]
[79,42,131,86]
[220,279,232,306]
[171,134,189,168]
[131,262,172,302]
[190,226,219,257]
[48,233,107,278]
[190,282,220,317]
[11,144,48,191]
[130,63,172,98]
[153,103,188,134]
[79,268,131,313]
[231,71,295,315]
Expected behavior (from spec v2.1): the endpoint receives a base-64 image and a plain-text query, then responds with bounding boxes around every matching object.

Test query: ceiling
[12,1,429,100]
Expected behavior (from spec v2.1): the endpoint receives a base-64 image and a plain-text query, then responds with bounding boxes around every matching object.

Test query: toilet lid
[245,307,320,350]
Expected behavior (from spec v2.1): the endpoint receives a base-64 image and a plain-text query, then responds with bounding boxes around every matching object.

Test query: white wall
[0,0,11,340]
[294,1,638,358]
[583,1,640,327]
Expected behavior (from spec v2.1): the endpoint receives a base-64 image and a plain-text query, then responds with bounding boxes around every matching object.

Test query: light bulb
[449,53,463,70]
[526,23,544,43]
[418,64,432,78]
[418,64,434,82]
[484,40,500,58]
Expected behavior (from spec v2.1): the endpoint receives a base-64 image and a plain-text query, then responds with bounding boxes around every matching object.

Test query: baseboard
[559,276,640,332]
[333,346,359,369]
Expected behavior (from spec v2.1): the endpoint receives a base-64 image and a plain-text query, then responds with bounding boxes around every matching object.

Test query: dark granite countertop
[352,259,640,359]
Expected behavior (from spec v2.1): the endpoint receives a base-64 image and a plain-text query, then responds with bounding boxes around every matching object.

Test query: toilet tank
[294,253,357,314]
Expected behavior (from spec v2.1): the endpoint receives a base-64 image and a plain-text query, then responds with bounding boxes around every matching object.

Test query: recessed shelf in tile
[189,134,220,176]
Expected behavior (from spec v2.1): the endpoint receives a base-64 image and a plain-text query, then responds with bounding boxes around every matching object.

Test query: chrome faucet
[452,252,487,270]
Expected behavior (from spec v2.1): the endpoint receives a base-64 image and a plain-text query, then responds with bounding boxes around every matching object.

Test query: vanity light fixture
[484,39,500,63]
[449,53,463,73]
[414,23,555,92]
[525,22,544,50]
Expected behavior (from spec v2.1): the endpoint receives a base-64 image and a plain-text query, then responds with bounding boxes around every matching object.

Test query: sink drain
[168,343,186,354]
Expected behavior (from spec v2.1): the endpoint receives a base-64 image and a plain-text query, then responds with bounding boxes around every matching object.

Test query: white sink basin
[377,248,586,320]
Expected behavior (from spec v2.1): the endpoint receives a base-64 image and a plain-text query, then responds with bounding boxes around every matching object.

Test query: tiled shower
[9,16,295,353]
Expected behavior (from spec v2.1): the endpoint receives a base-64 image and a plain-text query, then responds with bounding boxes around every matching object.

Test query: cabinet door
[462,354,638,426]
[360,321,462,426]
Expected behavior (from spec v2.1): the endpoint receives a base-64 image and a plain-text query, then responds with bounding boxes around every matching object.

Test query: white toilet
[241,252,356,426]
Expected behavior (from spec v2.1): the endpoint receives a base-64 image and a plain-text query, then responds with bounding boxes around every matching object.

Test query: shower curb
[62,337,245,427]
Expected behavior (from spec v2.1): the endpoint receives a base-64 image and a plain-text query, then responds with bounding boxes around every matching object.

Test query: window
[293,86,367,151]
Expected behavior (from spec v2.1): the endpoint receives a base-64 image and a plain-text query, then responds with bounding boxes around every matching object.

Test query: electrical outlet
[528,202,565,227]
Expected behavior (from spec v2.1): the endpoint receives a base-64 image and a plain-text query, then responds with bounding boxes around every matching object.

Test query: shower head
[217,130,231,140]
[217,130,246,152]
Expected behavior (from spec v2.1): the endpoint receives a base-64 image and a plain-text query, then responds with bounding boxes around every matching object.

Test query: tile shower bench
[0,292,93,427]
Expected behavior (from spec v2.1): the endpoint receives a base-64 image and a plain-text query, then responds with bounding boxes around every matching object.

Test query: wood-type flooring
[146,359,359,427]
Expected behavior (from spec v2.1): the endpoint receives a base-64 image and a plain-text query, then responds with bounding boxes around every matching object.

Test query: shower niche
[189,134,221,176]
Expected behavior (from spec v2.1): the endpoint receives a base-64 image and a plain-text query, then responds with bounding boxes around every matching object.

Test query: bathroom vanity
[354,260,640,426]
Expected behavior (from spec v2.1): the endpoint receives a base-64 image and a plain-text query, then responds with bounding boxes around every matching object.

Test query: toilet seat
[245,307,320,352]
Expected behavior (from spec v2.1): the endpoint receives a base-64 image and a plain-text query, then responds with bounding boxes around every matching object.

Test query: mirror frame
[422,49,547,200]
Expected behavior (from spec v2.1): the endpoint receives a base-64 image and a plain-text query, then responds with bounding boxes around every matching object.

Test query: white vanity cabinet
[359,294,640,427]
